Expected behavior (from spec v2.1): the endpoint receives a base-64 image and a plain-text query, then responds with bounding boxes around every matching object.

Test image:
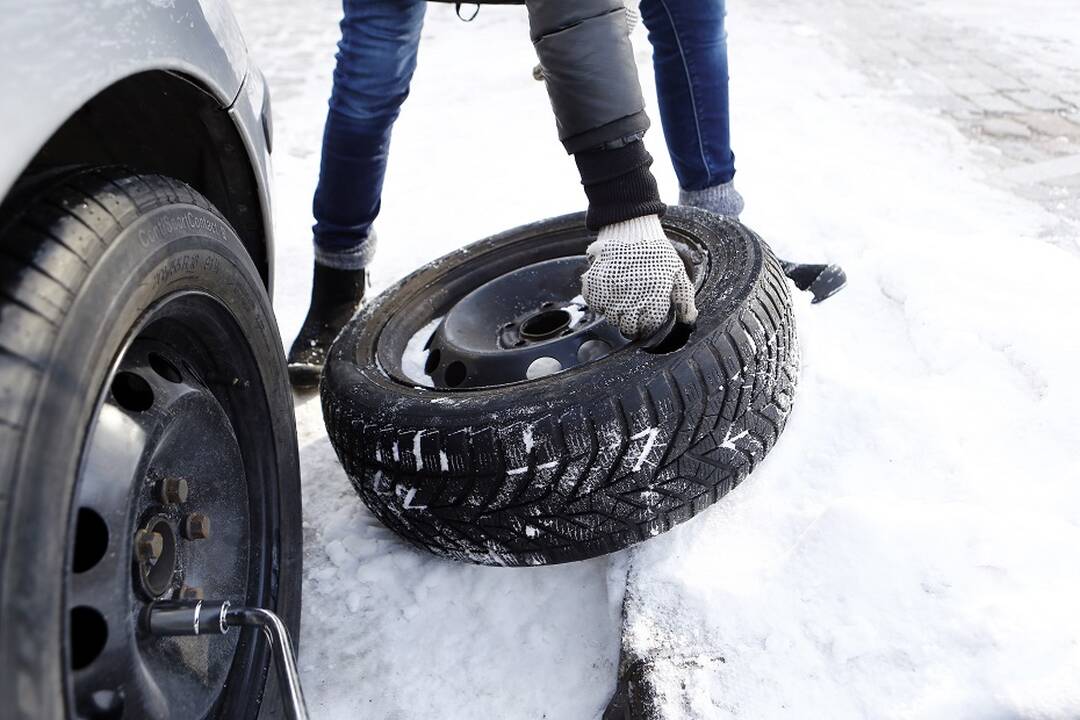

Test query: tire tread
[324,212,799,565]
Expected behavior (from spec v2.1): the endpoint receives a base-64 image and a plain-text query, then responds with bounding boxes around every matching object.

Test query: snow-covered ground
[230,1,1080,717]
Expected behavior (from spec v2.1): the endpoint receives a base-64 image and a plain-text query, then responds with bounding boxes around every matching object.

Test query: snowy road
[229,1,1080,717]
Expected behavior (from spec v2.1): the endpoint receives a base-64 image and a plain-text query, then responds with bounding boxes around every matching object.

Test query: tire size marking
[153,253,219,290]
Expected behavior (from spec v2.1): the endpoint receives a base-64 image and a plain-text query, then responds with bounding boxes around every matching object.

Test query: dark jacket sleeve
[526,0,650,153]
[525,0,665,230]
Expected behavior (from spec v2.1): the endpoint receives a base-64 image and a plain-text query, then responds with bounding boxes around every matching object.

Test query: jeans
[640,0,736,193]
[312,0,735,262]
[312,0,426,266]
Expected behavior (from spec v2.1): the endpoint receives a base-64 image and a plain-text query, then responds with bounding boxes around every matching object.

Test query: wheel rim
[376,226,708,390]
[66,292,277,720]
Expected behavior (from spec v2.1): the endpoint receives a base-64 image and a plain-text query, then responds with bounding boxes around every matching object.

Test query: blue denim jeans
[312,0,735,264]
[640,0,736,193]
[312,0,426,267]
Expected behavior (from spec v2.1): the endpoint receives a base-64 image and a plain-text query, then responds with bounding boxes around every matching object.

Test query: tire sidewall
[1,200,300,719]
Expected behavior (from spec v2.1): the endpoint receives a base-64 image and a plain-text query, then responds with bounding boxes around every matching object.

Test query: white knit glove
[581,215,698,339]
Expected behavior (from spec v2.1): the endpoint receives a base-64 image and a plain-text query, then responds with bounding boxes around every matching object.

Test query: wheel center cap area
[423,256,629,388]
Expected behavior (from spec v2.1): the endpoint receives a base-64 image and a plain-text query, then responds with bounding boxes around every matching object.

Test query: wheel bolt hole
[424,348,441,375]
[70,606,108,670]
[148,352,182,383]
[444,361,467,388]
[111,372,154,412]
[72,508,108,574]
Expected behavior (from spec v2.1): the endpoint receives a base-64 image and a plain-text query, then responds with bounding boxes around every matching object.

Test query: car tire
[322,208,798,566]
[0,168,301,719]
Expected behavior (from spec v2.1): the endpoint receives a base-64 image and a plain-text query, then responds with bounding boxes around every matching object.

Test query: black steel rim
[375,225,708,390]
[66,291,278,720]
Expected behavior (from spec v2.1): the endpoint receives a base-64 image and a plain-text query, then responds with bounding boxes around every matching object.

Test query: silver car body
[0,0,274,286]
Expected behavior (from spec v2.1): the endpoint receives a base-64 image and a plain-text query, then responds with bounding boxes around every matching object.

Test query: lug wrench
[144,600,309,720]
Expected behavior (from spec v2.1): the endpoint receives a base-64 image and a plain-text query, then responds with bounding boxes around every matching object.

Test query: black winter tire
[322,208,798,566]
[0,168,302,719]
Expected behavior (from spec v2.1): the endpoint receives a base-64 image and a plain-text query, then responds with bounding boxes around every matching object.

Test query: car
[0,2,303,718]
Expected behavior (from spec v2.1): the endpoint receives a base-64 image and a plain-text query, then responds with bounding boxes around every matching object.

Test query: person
[287,0,742,389]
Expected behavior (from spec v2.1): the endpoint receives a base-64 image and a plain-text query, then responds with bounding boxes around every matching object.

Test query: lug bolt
[135,529,164,562]
[183,513,211,541]
[158,477,189,505]
[180,585,204,601]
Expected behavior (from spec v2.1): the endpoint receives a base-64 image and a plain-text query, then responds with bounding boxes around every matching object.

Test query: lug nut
[158,477,189,505]
[135,529,164,562]
[180,585,204,601]
[183,513,211,541]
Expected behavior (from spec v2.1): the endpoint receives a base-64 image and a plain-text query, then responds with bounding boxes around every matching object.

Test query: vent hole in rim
[526,357,563,380]
[72,508,108,574]
[70,606,108,670]
[148,353,182,383]
[444,361,467,387]
[111,372,154,412]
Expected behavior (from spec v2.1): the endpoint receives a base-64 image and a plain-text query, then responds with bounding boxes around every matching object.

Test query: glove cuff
[596,214,667,245]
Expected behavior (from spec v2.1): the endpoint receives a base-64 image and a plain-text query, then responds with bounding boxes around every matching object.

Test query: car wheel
[0,168,302,719]
[322,207,799,566]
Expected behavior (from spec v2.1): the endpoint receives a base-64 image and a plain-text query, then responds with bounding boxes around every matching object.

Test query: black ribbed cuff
[575,141,666,231]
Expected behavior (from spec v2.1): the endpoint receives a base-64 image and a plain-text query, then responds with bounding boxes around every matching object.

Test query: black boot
[287,264,367,390]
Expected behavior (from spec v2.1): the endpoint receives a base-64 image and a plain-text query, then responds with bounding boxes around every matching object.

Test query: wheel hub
[424,257,629,388]
[66,295,273,720]
[134,515,179,599]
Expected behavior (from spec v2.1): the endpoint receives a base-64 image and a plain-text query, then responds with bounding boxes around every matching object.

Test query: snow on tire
[321,208,799,565]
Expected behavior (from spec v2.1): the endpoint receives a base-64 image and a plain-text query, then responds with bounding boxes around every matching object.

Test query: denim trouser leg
[639,0,736,192]
[312,0,427,269]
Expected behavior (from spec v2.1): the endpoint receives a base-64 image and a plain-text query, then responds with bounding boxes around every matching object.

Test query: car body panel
[229,64,277,296]
[0,0,276,289]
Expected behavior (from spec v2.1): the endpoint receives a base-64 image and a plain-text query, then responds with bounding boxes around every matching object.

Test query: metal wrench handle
[225,606,310,720]
[145,601,309,720]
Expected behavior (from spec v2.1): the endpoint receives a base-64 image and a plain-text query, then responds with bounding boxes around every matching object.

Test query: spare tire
[322,208,798,566]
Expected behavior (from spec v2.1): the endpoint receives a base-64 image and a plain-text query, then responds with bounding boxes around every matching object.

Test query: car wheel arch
[2,69,273,291]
